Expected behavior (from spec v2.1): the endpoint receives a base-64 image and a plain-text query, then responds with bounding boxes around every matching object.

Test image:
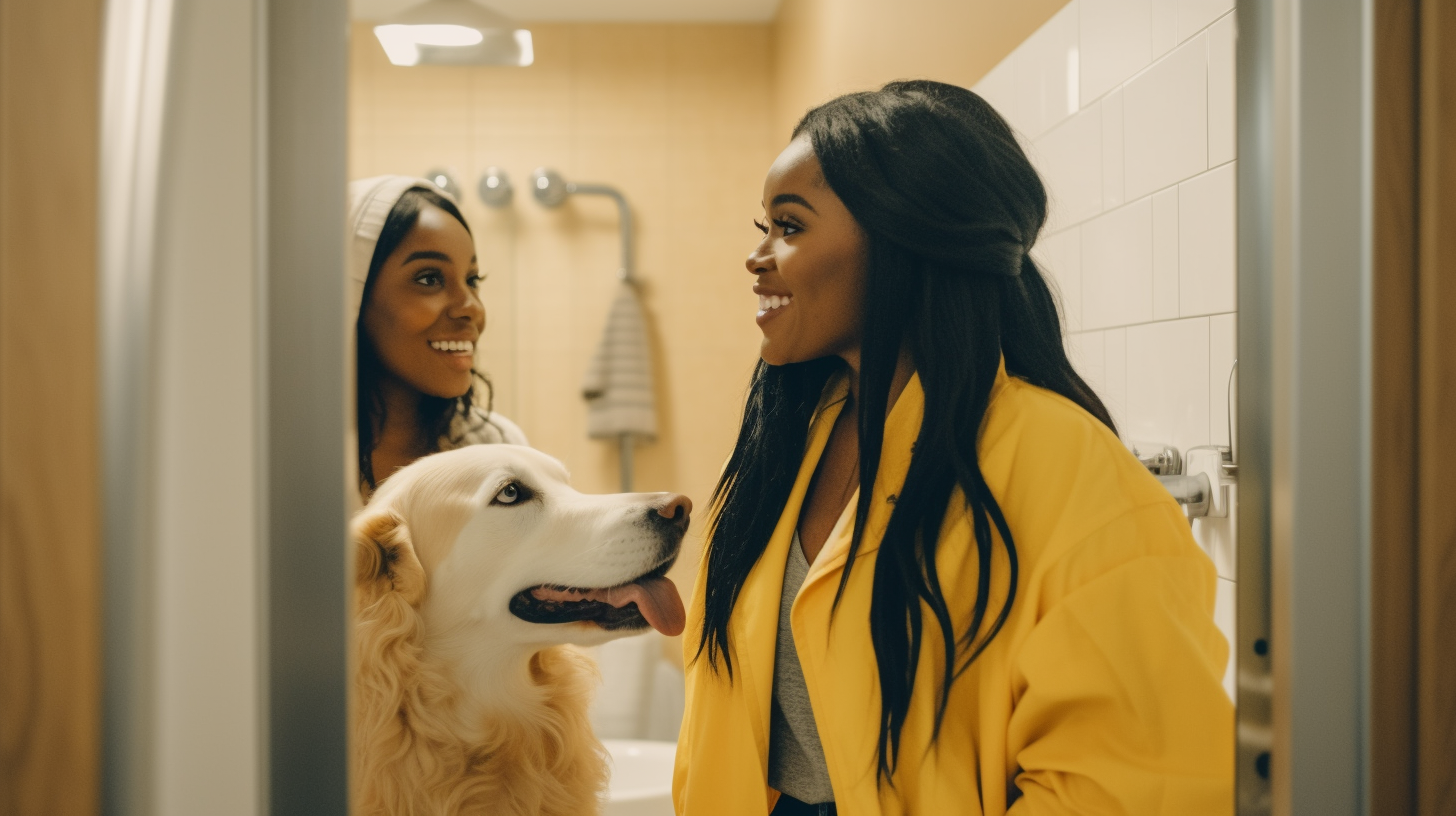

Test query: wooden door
[0,1,104,814]
[1371,0,1456,813]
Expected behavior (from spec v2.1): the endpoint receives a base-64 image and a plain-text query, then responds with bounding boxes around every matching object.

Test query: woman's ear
[352,510,427,607]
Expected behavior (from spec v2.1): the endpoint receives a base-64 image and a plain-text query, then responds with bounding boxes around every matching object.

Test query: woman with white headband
[348,175,527,499]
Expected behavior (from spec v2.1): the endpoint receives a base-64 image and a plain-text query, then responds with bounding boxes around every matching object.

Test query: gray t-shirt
[768,532,835,804]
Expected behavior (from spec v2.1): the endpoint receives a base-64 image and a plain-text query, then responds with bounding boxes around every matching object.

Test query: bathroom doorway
[65,0,1456,814]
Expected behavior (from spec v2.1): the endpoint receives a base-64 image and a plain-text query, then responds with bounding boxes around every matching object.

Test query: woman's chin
[415,376,473,401]
[759,341,790,368]
[759,337,826,369]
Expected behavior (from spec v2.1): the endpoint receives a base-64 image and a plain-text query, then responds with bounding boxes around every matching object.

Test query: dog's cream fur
[350,445,686,816]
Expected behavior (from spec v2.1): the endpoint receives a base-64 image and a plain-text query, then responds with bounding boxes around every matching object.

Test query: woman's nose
[745,238,773,275]
[449,284,485,324]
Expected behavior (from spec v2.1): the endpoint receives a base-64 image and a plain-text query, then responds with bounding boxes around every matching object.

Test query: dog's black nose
[654,493,692,534]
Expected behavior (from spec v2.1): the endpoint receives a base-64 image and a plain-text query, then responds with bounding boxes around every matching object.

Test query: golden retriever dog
[350,444,690,816]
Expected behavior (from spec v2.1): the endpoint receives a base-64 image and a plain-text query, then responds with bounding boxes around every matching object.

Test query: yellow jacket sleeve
[1006,520,1233,815]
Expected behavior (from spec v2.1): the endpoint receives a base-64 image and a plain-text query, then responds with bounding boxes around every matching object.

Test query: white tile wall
[1209,313,1237,445]
[1080,0,1152,106]
[1066,330,1106,396]
[1123,34,1208,200]
[975,56,1022,137]
[1100,89,1125,208]
[1081,198,1152,329]
[1103,327,1128,427]
[1017,2,1082,140]
[1179,0,1236,43]
[1125,317,1211,455]
[1152,187,1179,320]
[1151,0,1178,58]
[1207,13,1237,165]
[1033,226,1083,331]
[1178,162,1236,316]
[1036,104,1104,231]
[974,1,1239,692]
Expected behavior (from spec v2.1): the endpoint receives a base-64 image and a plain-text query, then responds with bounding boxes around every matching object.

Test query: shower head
[477,166,513,208]
[531,167,571,208]
[423,167,462,201]
[529,167,635,281]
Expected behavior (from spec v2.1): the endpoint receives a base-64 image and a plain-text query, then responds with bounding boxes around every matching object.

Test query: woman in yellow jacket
[673,81,1233,816]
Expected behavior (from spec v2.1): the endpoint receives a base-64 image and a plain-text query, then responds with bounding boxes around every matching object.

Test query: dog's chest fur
[354,588,610,816]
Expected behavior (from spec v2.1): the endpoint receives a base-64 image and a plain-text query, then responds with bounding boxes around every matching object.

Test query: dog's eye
[494,482,521,505]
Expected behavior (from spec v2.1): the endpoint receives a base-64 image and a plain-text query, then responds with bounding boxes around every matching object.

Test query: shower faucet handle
[1129,441,1182,476]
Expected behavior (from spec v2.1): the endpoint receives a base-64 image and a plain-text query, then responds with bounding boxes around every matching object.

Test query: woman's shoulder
[980,375,1202,571]
[982,375,1133,478]
[444,406,530,448]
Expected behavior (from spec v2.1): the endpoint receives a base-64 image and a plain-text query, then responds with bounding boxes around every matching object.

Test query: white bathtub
[603,739,676,816]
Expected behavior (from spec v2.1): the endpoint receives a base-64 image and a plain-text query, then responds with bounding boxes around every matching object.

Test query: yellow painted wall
[349,22,775,590]
[772,0,1071,135]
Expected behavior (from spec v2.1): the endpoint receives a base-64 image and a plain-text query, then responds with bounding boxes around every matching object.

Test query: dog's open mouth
[508,560,685,637]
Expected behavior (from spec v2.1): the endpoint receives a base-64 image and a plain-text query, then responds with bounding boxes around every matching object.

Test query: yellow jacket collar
[799,359,1011,583]
[711,358,1011,799]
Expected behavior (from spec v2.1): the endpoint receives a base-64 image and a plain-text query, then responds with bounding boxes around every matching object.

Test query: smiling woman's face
[362,204,484,399]
[747,136,868,368]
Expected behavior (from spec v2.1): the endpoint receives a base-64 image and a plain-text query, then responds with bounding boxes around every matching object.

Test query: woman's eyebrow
[770,193,817,213]
[403,250,452,264]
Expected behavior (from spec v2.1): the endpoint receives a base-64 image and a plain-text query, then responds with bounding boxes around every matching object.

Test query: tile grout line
[1040,157,1236,239]
[1067,309,1235,335]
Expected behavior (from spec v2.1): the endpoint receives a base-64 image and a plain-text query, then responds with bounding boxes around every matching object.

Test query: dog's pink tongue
[608,576,685,637]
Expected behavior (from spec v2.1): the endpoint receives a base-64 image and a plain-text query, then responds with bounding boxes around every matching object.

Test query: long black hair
[696,80,1116,782]
[357,185,493,491]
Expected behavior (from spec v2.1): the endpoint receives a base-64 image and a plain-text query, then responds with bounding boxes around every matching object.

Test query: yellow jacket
[674,365,1233,815]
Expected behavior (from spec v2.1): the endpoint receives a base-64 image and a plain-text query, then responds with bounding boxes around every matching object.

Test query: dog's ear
[352,510,427,607]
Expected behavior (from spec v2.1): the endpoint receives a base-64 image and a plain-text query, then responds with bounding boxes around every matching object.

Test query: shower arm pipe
[566,182,634,282]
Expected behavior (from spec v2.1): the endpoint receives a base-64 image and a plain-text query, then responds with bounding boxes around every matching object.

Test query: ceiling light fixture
[373,0,533,67]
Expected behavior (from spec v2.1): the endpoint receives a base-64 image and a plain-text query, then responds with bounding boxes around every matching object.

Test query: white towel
[582,281,657,440]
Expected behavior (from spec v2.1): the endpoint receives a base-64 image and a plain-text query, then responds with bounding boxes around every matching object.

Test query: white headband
[345,174,458,316]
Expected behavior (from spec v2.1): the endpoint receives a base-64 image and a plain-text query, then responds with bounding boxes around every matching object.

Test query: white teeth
[430,340,474,353]
[756,295,792,313]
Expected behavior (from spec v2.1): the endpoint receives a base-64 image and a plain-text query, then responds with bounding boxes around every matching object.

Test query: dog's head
[352,444,690,650]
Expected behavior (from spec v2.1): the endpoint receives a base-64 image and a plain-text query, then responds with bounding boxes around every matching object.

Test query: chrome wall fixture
[1134,441,1234,520]
[1129,442,1234,518]
[1130,441,1183,476]
[1159,472,1215,519]
[477,166,513,208]
[422,167,462,201]
[530,167,635,282]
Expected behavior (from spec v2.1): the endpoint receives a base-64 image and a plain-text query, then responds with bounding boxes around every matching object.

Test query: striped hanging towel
[581,281,657,440]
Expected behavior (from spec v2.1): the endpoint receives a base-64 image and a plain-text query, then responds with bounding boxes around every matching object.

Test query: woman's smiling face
[747,136,869,368]
[361,204,484,399]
